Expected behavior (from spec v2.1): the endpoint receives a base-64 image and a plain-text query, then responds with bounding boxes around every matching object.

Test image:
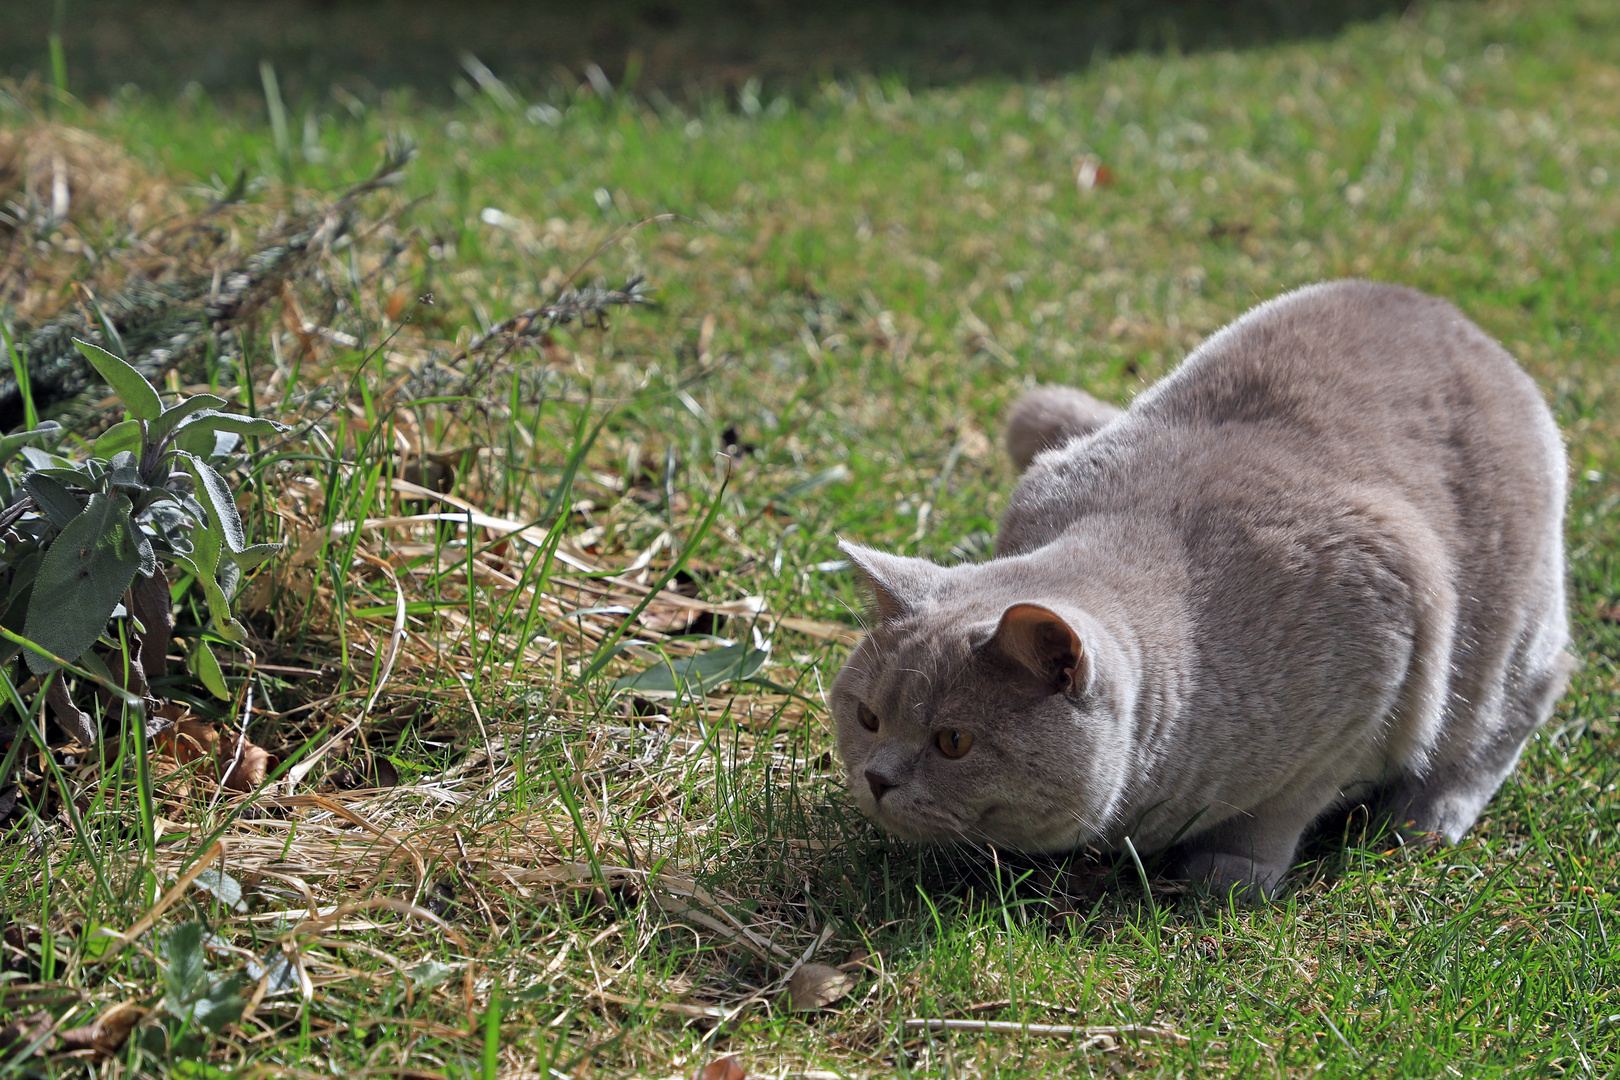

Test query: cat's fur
[831,280,1573,898]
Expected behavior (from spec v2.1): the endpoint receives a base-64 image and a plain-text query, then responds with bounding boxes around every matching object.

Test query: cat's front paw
[1381,818,1450,853]
[1174,850,1290,904]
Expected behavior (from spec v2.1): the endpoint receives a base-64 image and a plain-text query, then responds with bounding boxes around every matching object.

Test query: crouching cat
[831,280,1573,899]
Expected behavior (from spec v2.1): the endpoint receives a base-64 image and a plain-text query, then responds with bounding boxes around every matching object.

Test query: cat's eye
[858,703,880,732]
[937,729,974,758]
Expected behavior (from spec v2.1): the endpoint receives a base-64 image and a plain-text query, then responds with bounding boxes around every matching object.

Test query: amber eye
[937,729,975,758]
[858,703,880,732]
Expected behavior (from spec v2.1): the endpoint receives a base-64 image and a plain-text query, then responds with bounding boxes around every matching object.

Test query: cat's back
[1002,280,1563,553]
[1136,279,1548,448]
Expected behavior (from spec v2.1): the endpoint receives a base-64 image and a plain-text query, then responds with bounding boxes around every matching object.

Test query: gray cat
[831,280,1573,898]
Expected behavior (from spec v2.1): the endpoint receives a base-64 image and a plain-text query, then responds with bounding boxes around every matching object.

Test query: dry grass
[2,110,870,1077]
[0,121,183,323]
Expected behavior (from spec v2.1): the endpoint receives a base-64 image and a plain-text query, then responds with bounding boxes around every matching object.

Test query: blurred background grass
[4,0,1418,105]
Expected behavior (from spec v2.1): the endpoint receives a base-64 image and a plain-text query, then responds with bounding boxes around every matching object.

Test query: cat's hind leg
[1385,647,1575,843]
[1387,406,1571,844]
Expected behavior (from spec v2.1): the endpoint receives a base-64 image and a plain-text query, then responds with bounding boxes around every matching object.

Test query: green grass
[2,0,1619,1076]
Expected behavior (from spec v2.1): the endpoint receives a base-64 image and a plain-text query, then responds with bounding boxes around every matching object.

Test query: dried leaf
[129,569,173,683]
[697,1056,747,1080]
[46,677,97,747]
[540,332,572,366]
[840,947,871,970]
[786,963,856,1012]
[0,1010,51,1052]
[156,718,277,791]
[57,1002,146,1056]
[330,753,398,790]
[157,718,220,767]
[771,615,862,646]
[222,740,276,792]
[637,603,697,634]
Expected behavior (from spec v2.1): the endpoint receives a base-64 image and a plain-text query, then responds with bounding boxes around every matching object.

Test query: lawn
[1,0,1618,1076]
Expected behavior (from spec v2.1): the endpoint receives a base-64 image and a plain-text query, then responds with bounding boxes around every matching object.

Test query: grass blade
[1,321,37,430]
[578,459,734,685]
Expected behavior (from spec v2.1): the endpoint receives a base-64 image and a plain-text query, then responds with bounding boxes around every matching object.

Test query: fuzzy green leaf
[149,394,227,448]
[175,424,221,458]
[22,492,145,674]
[133,526,158,578]
[189,640,230,701]
[0,421,63,466]
[218,558,242,603]
[73,338,162,421]
[27,466,103,493]
[178,452,248,554]
[231,542,281,572]
[20,472,84,529]
[0,550,41,666]
[174,410,287,441]
[171,525,244,642]
[2,550,43,613]
[17,446,68,472]
[174,426,242,459]
[162,921,208,1010]
[106,450,143,490]
[611,642,770,697]
[92,418,144,460]
[250,952,299,997]
[186,975,247,1033]
[194,869,246,913]
[407,961,458,989]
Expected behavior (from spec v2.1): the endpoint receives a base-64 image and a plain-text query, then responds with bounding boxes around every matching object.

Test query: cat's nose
[865,769,894,801]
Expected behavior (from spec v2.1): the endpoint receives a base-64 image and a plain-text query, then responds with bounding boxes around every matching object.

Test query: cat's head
[829,541,1133,853]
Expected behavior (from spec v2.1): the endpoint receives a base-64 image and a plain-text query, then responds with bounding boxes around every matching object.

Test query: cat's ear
[982,603,1090,695]
[839,540,938,623]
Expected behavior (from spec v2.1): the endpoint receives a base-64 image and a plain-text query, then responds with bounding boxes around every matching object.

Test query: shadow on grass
[5,0,1426,105]
[720,774,1415,974]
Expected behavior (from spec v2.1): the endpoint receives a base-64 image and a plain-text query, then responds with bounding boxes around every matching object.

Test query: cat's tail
[1005,386,1122,470]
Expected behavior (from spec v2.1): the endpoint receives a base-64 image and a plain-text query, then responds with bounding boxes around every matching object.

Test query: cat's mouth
[876,797,1092,853]
[869,797,1014,846]
[869,797,980,844]
[970,807,1081,852]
